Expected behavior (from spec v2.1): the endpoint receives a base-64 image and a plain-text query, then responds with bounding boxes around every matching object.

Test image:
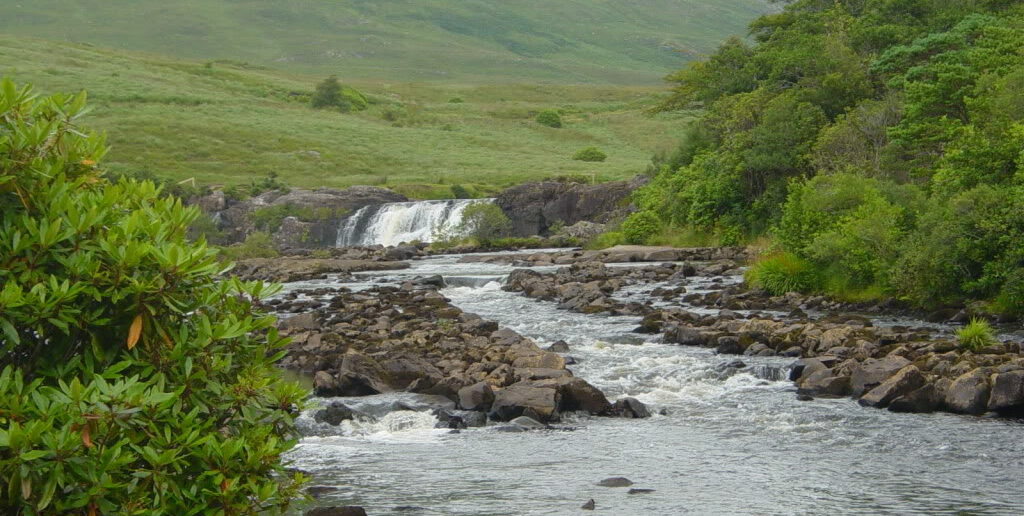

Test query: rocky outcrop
[231,256,410,283]
[194,186,407,246]
[461,245,750,267]
[275,284,644,424]
[495,176,646,237]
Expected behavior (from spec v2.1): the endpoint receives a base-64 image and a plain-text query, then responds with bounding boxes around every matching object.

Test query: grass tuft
[955,318,997,351]
[745,252,822,296]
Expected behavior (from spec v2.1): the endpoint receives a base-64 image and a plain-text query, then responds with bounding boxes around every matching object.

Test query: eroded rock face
[945,369,991,414]
[988,370,1024,413]
[858,365,926,409]
[495,176,646,236]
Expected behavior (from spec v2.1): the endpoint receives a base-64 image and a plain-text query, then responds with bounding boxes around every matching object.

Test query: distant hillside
[0,36,694,196]
[0,0,768,83]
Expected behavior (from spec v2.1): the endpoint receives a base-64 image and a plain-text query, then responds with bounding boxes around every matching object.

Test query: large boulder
[849,356,911,396]
[490,381,561,422]
[458,382,495,411]
[944,368,991,415]
[988,370,1024,414]
[495,176,646,236]
[858,365,926,409]
[888,384,940,413]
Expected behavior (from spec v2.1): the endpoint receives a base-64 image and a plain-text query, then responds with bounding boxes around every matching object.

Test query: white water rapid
[336,199,491,247]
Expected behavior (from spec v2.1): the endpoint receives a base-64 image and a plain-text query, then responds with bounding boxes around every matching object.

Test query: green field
[0,0,768,84]
[0,36,697,197]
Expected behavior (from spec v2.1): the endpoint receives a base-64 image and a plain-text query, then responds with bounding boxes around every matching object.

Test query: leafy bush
[219,232,281,260]
[585,231,627,250]
[621,211,661,244]
[0,80,305,513]
[573,147,607,162]
[311,75,368,112]
[452,201,512,244]
[450,184,473,199]
[744,252,822,296]
[535,110,562,128]
[956,318,997,351]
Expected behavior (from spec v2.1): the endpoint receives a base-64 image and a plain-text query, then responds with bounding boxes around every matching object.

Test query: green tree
[454,201,512,243]
[310,76,368,113]
[535,110,562,128]
[0,79,306,514]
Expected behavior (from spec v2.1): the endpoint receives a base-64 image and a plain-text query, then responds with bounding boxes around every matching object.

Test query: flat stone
[597,477,634,487]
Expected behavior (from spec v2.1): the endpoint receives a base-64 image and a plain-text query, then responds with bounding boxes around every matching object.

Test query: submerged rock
[597,477,634,487]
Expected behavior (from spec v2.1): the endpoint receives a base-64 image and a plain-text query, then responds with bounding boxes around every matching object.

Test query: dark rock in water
[635,313,664,334]
[433,409,467,429]
[415,274,446,288]
[550,377,612,415]
[715,336,745,355]
[797,394,814,402]
[858,365,926,409]
[597,477,634,487]
[888,384,939,413]
[313,402,355,426]
[628,488,656,495]
[546,340,571,353]
[306,486,339,498]
[717,360,747,371]
[611,397,651,418]
[306,507,367,516]
[944,369,991,415]
[564,355,579,365]
[925,308,959,323]
[988,370,1024,413]
[581,499,596,510]
[458,382,495,411]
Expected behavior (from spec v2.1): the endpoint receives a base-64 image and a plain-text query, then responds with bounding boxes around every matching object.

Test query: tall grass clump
[745,252,822,296]
[955,318,997,351]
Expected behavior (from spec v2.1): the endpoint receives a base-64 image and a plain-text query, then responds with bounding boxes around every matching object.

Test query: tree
[535,110,562,128]
[311,76,368,113]
[0,79,306,514]
[454,201,512,243]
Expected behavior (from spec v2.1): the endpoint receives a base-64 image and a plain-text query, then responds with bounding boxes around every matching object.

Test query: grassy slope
[0,36,696,196]
[0,0,767,84]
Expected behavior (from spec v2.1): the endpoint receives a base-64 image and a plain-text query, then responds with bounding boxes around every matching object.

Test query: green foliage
[744,253,822,296]
[311,76,368,113]
[573,147,607,162]
[643,1,1024,313]
[0,80,304,514]
[449,184,473,199]
[451,201,513,244]
[956,318,997,351]
[584,231,627,250]
[621,211,661,244]
[251,204,348,233]
[219,232,281,260]
[536,110,563,128]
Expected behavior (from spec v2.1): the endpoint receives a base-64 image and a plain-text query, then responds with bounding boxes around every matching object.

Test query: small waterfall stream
[335,199,491,247]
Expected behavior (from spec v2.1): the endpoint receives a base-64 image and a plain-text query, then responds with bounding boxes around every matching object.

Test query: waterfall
[336,199,492,247]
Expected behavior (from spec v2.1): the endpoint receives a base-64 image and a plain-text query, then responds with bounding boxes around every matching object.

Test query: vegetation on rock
[0,79,305,514]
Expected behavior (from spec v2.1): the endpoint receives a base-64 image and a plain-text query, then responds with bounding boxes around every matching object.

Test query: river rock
[458,382,495,411]
[849,356,911,396]
[490,382,561,422]
[509,416,547,429]
[597,477,634,487]
[548,377,612,414]
[611,397,651,418]
[313,402,356,425]
[664,325,707,347]
[629,488,656,494]
[887,384,940,413]
[944,369,991,415]
[581,499,596,510]
[987,370,1024,413]
[546,340,571,353]
[798,368,851,397]
[858,365,926,409]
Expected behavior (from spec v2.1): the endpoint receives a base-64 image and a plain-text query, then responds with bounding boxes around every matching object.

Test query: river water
[282,253,1024,515]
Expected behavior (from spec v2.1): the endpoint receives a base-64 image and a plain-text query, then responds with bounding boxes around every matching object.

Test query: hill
[0,36,695,197]
[0,0,769,84]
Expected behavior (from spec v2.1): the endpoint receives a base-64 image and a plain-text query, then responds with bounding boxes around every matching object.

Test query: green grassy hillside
[0,36,694,197]
[0,0,768,84]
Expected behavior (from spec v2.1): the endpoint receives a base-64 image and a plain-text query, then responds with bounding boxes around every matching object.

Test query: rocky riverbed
[266,247,1023,515]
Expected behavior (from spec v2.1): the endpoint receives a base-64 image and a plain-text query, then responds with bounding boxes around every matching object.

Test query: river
[281,252,1024,515]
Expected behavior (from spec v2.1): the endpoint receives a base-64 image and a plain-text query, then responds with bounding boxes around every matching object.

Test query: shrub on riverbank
[0,80,305,513]
[745,253,821,296]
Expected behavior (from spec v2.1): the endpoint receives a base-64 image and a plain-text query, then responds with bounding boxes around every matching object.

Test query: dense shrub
[744,253,822,296]
[449,184,473,199]
[219,231,281,260]
[452,201,512,244]
[621,211,660,244]
[311,75,368,112]
[573,146,607,162]
[535,110,562,128]
[0,80,305,513]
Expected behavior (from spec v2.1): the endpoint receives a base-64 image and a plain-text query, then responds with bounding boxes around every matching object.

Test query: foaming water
[285,253,1024,515]
[336,199,492,247]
